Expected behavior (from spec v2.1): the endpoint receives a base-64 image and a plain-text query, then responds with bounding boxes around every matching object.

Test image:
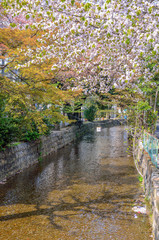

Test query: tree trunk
[154,87,158,113]
[150,95,153,107]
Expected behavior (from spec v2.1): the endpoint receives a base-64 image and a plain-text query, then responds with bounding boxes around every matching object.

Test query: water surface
[0,126,151,239]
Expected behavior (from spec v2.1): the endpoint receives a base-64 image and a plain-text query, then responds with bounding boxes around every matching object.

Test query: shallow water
[0,126,151,239]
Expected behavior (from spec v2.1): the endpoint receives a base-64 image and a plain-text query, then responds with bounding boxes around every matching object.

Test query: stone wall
[140,150,159,240]
[0,126,78,183]
[0,119,125,183]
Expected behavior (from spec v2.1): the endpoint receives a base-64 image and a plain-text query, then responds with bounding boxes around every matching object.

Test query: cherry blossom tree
[1,0,158,93]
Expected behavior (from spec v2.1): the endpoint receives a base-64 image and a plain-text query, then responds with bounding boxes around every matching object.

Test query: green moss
[6,142,21,147]
[38,156,43,162]
[138,175,143,183]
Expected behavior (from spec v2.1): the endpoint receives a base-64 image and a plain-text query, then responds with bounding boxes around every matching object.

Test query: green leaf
[125,38,130,45]
[148,7,152,13]
[10,23,16,28]
[26,14,30,19]
[71,0,75,6]
[136,10,141,16]
[84,3,91,11]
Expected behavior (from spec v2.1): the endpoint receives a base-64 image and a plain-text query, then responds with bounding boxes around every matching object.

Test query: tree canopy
[1,0,158,92]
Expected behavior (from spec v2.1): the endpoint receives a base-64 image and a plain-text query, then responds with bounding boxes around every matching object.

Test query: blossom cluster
[1,0,159,92]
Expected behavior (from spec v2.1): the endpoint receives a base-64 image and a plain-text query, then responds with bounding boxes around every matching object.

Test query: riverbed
[0,126,152,239]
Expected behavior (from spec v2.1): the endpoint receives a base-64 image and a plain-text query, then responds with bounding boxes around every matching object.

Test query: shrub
[0,116,20,149]
[84,105,97,122]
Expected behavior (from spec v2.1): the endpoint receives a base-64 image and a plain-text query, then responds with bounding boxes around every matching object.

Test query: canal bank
[137,147,159,240]
[0,125,151,239]
[0,119,125,183]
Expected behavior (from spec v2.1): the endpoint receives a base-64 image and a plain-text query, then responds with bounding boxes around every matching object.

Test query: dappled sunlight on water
[0,126,151,239]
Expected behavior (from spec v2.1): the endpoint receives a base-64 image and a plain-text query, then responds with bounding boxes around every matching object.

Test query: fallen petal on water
[132,206,146,214]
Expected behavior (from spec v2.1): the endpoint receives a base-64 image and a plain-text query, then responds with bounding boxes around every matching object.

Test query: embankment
[138,146,159,239]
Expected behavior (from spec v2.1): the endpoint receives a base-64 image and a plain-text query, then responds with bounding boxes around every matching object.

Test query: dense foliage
[84,105,97,122]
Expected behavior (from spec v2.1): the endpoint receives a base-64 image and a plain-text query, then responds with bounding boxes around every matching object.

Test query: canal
[0,126,152,239]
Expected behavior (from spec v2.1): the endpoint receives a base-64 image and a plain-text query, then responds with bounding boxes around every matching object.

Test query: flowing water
[0,126,152,240]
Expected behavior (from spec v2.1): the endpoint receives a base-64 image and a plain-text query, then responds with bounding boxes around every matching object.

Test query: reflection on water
[0,126,151,239]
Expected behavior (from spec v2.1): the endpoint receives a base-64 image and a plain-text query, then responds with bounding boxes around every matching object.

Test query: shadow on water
[0,189,138,223]
[0,126,152,239]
